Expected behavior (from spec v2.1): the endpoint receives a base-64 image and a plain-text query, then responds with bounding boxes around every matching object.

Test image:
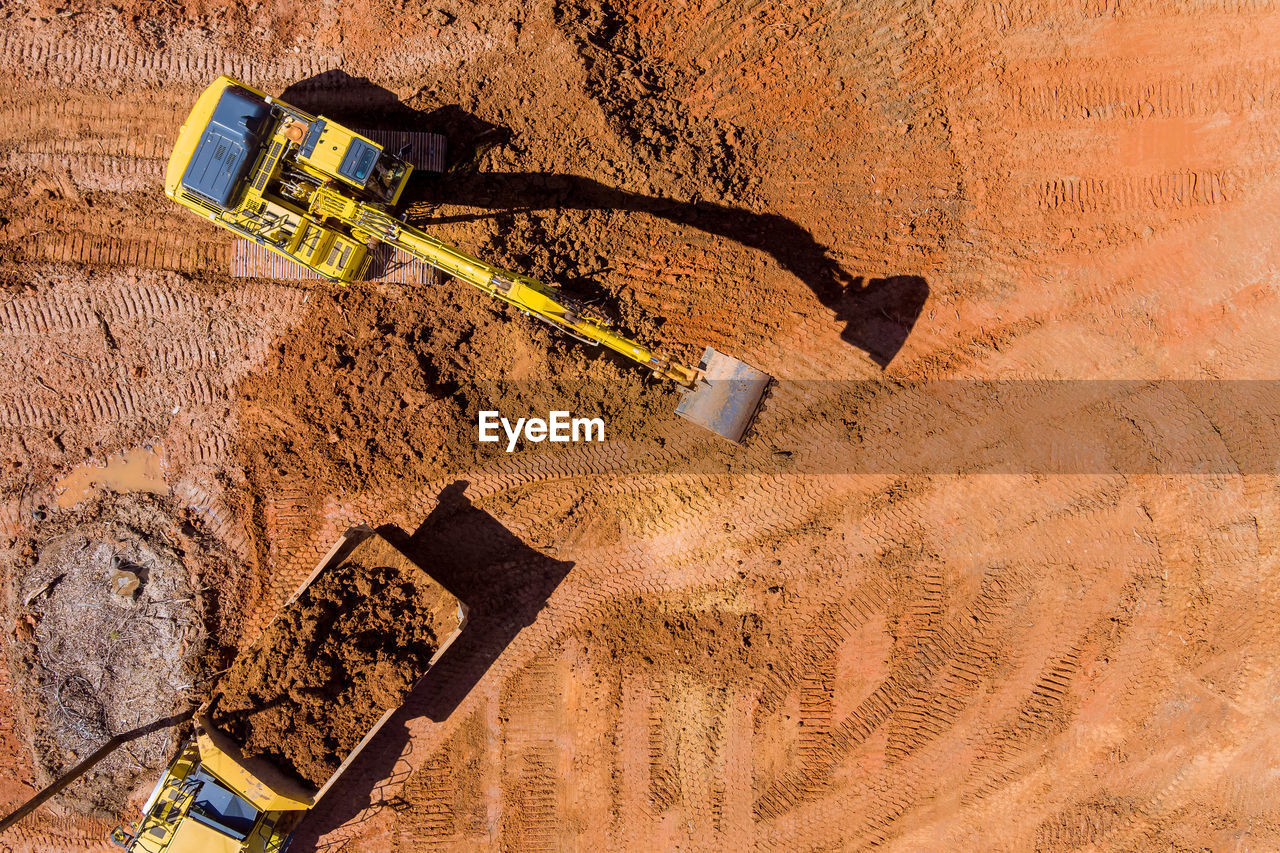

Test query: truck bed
[206,527,465,797]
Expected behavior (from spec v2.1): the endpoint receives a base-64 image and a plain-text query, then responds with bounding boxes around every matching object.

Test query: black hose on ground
[0,708,195,835]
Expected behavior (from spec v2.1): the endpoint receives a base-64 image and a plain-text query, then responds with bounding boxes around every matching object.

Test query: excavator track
[231,240,440,285]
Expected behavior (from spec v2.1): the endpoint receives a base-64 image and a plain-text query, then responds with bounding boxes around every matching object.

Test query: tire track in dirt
[171,478,255,559]
[0,97,186,135]
[895,169,1280,378]
[0,272,308,442]
[753,588,1138,848]
[752,580,895,821]
[0,29,341,89]
[2,153,164,194]
[897,2,1280,379]
[1006,61,1280,121]
[0,814,118,852]
[941,607,1222,849]
[23,230,230,275]
[645,683,679,816]
[716,690,756,851]
[612,666,655,845]
[881,480,1274,849]
[1037,171,1236,213]
[498,660,561,853]
[988,0,1278,34]
[394,754,456,848]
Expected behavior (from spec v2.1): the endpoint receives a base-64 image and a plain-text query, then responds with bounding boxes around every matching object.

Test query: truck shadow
[279,70,928,368]
[289,480,572,850]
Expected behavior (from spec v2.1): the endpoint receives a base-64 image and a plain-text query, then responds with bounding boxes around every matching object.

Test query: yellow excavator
[164,75,770,442]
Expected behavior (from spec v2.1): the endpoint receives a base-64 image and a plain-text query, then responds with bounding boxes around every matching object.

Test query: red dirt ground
[3,0,1280,850]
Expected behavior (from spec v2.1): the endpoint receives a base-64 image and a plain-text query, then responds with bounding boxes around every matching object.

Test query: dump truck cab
[164,76,413,283]
[110,731,306,853]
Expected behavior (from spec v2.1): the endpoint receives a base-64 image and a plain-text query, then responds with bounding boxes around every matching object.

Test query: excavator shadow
[289,480,572,849]
[279,70,928,369]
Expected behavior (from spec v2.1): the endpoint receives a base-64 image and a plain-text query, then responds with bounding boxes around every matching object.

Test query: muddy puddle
[54,444,168,509]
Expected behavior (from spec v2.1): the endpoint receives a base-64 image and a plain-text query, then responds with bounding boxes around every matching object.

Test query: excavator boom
[314,185,698,384]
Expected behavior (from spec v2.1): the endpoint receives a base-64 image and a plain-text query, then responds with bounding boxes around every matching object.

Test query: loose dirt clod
[210,554,445,788]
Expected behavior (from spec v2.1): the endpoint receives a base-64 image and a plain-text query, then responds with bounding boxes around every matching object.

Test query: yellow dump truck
[109,527,466,853]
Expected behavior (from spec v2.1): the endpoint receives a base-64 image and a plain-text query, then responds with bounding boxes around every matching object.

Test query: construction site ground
[2,0,1280,851]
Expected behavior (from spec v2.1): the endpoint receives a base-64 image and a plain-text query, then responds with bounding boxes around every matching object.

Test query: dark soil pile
[210,557,442,788]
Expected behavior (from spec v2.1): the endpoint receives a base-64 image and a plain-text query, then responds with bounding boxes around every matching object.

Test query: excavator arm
[313,186,700,385]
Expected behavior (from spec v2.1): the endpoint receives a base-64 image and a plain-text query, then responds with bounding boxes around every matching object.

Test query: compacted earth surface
[2,0,1280,851]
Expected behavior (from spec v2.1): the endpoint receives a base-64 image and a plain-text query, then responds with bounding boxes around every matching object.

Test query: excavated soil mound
[210,556,445,788]
[237,284,683,500]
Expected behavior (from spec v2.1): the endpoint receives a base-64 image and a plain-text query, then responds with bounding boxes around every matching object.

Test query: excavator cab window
[338,138,380,185]
[365,152,409,203]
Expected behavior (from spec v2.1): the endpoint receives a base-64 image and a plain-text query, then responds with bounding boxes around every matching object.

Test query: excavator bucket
[675,347,772,443]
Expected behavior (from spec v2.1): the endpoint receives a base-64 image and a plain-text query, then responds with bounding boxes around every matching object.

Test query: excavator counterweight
[164,75,771,442]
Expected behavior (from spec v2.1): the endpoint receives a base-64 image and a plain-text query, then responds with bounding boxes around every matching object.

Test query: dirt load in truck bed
[209,533,463,788]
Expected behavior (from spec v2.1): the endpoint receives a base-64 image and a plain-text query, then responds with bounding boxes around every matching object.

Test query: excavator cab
[292,117,411,205]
